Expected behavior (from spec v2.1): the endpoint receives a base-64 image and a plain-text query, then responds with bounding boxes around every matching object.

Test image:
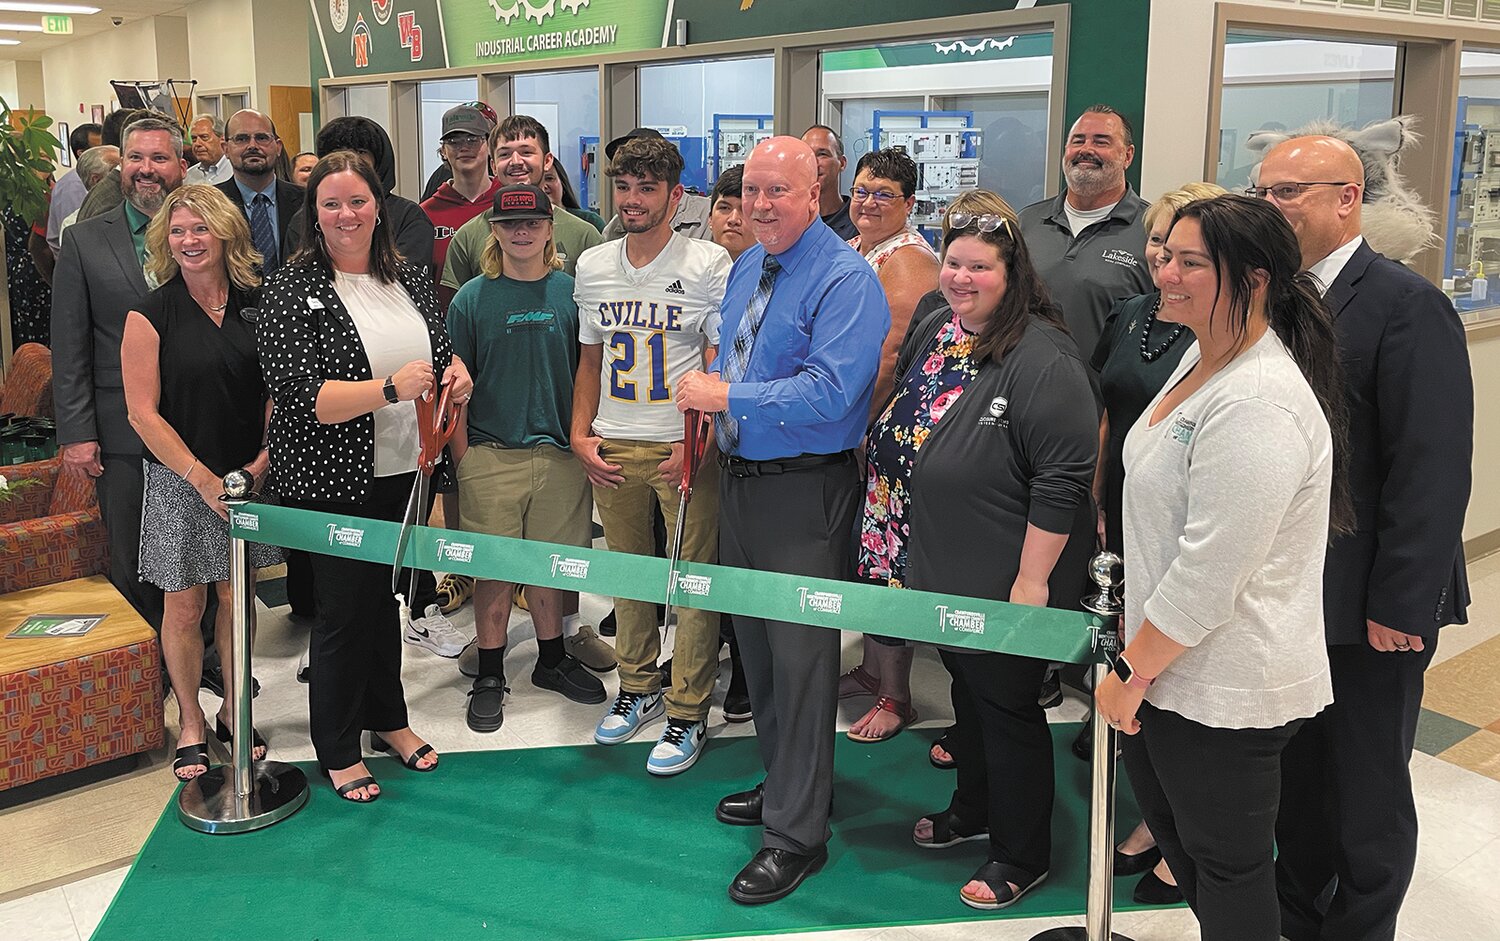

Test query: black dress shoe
[1133,868,1183,905]
[716,782,765,826]
[1113,844,1162,877]
[722,685,752,723]
[598,609,617,637]
[1072,720,1093,762]
[728,846,828,905]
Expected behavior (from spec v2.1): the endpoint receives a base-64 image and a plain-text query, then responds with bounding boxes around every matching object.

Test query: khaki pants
[592,438,720,721]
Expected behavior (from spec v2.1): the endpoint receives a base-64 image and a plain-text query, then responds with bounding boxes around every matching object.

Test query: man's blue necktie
[715,253,781,455]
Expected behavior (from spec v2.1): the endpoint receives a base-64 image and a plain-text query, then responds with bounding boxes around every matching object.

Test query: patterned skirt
[138,460,284,592]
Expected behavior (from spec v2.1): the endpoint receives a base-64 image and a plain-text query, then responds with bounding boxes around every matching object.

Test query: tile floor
[4,552,1500,941]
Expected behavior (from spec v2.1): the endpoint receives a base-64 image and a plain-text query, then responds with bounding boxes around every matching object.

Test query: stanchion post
[1031,552,1134,941]
[177,471,310,834]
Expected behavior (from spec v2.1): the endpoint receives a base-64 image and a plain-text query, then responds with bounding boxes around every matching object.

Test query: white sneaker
[404,603,473,658]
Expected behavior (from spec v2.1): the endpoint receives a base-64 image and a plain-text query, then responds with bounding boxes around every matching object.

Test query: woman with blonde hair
[122,183,282,781]
[447,183,597,733]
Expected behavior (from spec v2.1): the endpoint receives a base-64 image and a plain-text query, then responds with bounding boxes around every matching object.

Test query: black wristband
[382,376,398,404]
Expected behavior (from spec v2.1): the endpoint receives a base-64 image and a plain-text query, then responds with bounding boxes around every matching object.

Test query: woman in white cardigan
[1096,194,1352,941]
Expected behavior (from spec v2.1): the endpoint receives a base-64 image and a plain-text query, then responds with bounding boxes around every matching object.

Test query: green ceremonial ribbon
[229,503,1106,665]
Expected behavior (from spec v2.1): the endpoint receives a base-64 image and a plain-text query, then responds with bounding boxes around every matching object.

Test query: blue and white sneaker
[646,718,706,776]
[594,690,664,745]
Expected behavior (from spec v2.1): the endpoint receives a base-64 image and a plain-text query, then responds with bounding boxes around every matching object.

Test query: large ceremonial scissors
[393,381,462,617]
[661,409,713,642]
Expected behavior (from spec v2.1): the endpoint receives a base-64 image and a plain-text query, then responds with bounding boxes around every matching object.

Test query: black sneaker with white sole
[531,653,607,704]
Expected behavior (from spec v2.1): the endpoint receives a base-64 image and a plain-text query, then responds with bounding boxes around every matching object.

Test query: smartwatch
[1113,653,1154,690]
[382,376,399,404]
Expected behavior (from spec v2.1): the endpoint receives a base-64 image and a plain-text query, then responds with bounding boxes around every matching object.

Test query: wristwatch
[1113,653,1154,690]
[382,376,398,404]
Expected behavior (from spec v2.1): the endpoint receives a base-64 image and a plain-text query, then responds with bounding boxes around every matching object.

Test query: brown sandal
[837,665,880,700]
[847,695,917,743]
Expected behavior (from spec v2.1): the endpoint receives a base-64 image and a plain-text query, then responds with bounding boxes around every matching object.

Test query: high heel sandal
[369,731,438,771]
[214,718,267,759]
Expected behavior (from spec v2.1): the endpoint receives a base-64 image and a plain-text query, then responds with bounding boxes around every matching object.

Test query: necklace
[188,284,229,314]
[1139,294,1187,363]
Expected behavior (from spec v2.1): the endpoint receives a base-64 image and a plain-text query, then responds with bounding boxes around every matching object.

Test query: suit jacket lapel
[1321,241,1378,320]
[103,206,149,295]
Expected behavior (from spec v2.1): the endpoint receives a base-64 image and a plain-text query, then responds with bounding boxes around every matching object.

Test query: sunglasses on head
[945,210,1011,238]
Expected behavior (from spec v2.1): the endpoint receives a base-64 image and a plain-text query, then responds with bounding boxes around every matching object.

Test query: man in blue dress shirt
[677,136,890,905]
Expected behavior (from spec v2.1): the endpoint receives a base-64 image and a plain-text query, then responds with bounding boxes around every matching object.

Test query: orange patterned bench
[0,576,163,790]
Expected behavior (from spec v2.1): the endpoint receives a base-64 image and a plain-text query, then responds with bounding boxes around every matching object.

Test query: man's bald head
[1257,135,1364,270]
[742,136,821,253]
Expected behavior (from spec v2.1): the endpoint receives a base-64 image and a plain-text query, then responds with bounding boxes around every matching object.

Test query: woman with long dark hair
[258,151,472,803]
[858,192,1097,910]
[1096,194,1350,940]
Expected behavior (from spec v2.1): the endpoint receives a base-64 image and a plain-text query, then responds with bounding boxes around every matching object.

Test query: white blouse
[333,271,432,477]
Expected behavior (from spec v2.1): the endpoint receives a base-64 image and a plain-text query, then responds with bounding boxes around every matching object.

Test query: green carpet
[91,725,1171,941]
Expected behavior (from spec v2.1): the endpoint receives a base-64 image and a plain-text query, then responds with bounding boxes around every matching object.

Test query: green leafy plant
[0,96,61,226]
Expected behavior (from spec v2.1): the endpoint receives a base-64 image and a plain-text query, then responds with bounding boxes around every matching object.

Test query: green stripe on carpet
[91,725,1173,941]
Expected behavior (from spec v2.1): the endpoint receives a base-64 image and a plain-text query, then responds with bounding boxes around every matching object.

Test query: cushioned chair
[0,342,54,418]
[0,454,107,593]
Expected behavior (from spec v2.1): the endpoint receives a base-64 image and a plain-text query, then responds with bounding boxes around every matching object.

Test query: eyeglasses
[945,211,1012,238]
[229,133,276,146]
[1243,181,1352,202]
[443,133,486,150]
[851,186,902,205]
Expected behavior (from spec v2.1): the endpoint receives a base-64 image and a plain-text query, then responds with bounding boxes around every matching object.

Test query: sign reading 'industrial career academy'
[313,0,673,76]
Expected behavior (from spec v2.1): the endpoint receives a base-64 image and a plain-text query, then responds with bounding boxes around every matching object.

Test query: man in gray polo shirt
[1019,104,1152,361]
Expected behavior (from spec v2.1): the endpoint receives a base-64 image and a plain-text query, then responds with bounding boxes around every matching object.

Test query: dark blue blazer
[1321,241,1472,644]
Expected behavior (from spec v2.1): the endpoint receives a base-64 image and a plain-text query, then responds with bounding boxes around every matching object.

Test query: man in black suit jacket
[1260,136,1473,941]
[215,109,301,274]
[52,116,188,626]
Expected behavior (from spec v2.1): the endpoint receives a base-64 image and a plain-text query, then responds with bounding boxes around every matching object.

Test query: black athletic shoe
[466,675,508,733]
[531,653,607,704]
[598,609,617,637]
[723,686,752,723]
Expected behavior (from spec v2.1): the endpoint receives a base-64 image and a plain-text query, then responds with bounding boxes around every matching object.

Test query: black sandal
[369,732,438,771]
[173,743,210,780]
[929,728,957,770]
[959,861,1048,911]
[319,766,380,803]
[214,718,267,759]
[913,807,988,849]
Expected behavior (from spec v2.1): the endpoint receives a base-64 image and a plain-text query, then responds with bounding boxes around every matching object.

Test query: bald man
[1256,136,1472,941]
[677,137,889,904]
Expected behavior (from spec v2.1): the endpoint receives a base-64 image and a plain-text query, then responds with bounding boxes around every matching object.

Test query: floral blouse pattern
[858,310,976,586]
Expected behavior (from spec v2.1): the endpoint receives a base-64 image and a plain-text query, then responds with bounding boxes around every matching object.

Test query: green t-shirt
[441,204,601,291]
[447,269,578,450]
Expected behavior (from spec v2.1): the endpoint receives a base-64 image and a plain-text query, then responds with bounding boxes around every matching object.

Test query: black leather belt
[719,451,851,478]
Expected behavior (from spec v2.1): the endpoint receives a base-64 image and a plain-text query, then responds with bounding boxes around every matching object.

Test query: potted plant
[0,96,61,376]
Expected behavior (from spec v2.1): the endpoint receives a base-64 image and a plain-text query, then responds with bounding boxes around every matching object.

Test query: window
[514,70,600,211]
[638,56,775,195]
[821,31,1054,219]
[340,85,391,136]
[418,78,480,191]
[1217,32,1397,192]
[1451,48,1500,323]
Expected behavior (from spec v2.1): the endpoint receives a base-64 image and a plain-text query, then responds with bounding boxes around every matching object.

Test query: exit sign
[42,14,72,34]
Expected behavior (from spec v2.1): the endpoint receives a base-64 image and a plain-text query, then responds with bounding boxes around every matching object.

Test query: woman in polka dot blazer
[258,151,473,804]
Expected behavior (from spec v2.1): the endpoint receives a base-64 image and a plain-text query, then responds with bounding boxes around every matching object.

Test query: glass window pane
[418,78,480,191]
[343,85,390,137]
[1218,33,1397,192]
[1453,48,1500,323]
[638,56,775,195]
[515,70,600,212]
[822,31,1053,222]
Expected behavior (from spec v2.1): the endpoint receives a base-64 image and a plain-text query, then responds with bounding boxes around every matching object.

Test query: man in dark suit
[52,115,188,627]
[215,110,301,274]
[1260,136,1473,941]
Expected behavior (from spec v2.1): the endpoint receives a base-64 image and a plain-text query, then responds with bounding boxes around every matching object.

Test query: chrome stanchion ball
[222,469,255,500]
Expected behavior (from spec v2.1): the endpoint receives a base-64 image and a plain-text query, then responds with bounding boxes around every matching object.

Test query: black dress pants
[719,456,858,855]
[98,455,164,630]
[939,648,1054,879]
[287,473,417,770]
[1123,701,1301,941]
[1276,640,1436,941]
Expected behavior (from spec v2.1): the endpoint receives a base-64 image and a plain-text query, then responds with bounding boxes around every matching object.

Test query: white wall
[185,0,255,102]
[0,61,45,110]
[251,0,311,109]
[41,17,167,123]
